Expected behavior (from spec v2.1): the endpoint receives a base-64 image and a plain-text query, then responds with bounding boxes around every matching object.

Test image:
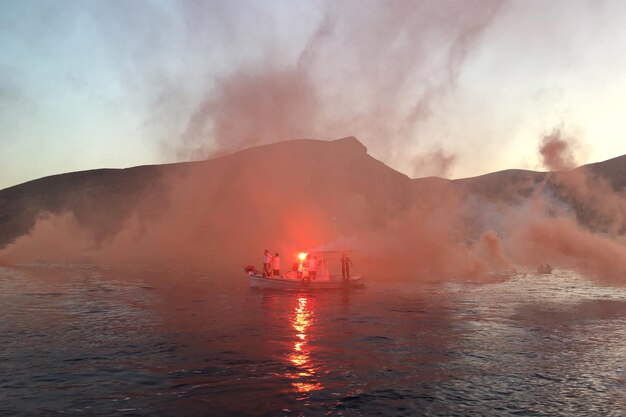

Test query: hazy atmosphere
[1,2,625,416]
[3,0,626,189]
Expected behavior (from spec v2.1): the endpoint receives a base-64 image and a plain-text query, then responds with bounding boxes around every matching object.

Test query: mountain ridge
[4,137,624,194]
[2,137,625,248]
[1,137,625,280]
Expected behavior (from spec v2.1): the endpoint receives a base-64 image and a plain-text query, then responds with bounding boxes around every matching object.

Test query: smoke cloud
[1,136,626,285]
[0,212,93,265]
[539,128,580,171]
[2,2,626,286]
[178,65,321,160]
[412,147,457,178]
[173,0,504,169]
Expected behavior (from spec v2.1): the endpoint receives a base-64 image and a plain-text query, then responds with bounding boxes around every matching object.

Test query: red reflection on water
[287,295,323,393]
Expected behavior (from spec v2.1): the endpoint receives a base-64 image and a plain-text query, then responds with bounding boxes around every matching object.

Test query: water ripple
[0,266,624,416]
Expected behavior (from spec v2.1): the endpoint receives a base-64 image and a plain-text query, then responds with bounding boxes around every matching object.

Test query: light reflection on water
[0,266,625,416]
[287,296,323,394]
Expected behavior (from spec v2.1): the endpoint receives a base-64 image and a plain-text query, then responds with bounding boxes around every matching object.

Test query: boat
[246,251,364,290]
[248,271,364,289]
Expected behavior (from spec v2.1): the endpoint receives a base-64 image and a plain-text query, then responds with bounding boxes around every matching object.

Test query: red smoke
[0,212,94,264]
[508,211,626,281]
[173,0,504,167]
[179,66,321,160]
[412,147,456,178]
[2,137,626,286]
[539,129,579,171]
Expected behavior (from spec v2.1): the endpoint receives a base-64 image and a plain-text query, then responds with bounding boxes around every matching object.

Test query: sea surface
[0,266,625,416]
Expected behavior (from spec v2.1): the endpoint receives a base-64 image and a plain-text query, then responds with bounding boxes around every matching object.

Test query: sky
[1,0,626,189]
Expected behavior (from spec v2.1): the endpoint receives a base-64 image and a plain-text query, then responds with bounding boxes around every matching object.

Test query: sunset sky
[2,0,626,189]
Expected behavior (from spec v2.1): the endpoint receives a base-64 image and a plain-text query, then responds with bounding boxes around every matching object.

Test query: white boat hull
[248,273,364,290]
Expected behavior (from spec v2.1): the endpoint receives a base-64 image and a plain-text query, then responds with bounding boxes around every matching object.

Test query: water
[1,266,624,416]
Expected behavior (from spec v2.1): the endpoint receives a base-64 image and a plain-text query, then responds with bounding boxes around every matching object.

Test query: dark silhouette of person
[263,249,272,277]
[341,253,353,281]
[308,255,318,280]
[272,253,281,276]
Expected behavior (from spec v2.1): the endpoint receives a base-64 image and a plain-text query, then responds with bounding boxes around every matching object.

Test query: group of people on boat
[261,249,354,281]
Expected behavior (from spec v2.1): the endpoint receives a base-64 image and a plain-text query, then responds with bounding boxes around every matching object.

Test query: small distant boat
[246,250,364,290]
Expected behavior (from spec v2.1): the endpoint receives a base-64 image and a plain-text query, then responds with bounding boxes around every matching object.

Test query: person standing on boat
[341,253,353,281]
[263,249,272,277]
[272,253,281,277]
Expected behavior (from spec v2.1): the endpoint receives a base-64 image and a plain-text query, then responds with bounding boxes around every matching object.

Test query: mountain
[1,137,625,277]
[0,137,418,266]
[0,163,168,248]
